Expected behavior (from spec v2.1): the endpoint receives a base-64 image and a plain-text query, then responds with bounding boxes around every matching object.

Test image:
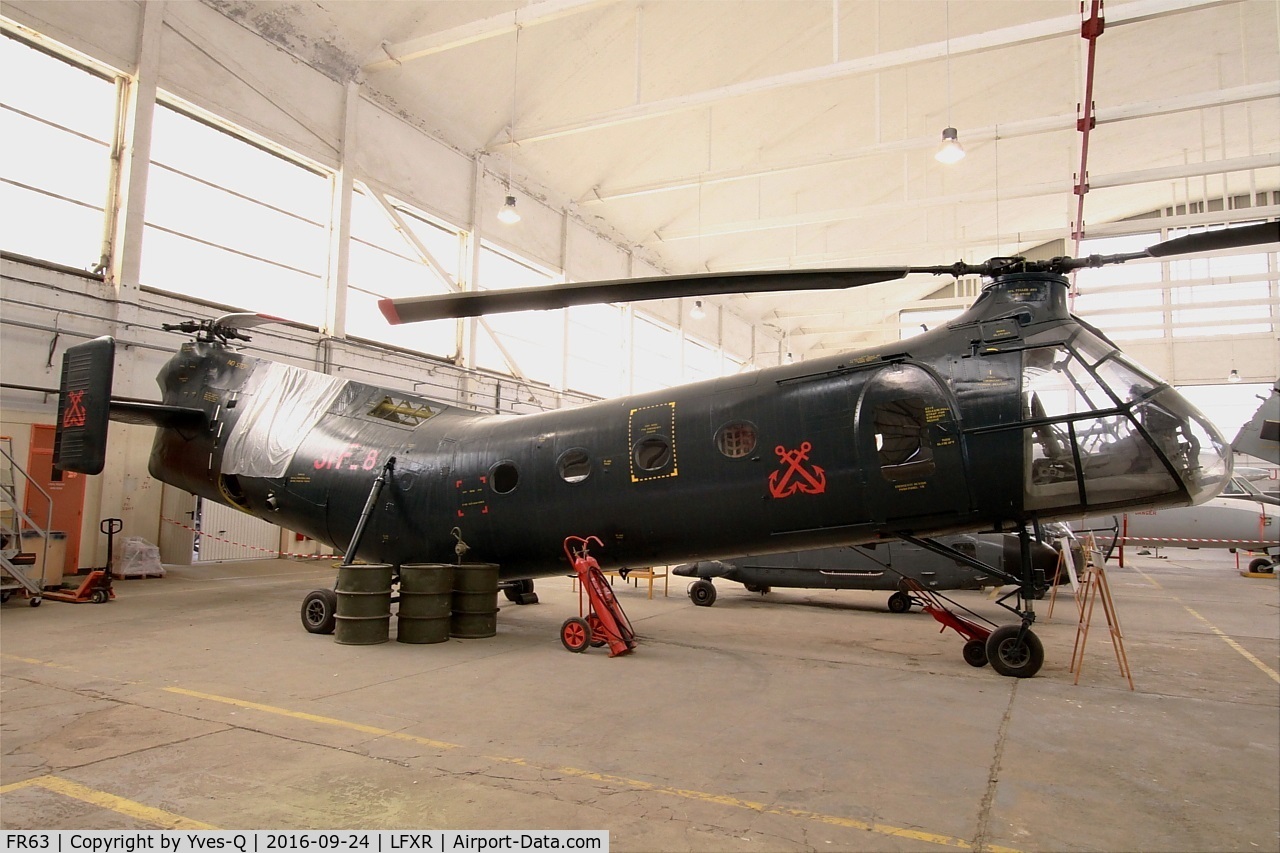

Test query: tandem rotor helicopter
[53,222,1278,678]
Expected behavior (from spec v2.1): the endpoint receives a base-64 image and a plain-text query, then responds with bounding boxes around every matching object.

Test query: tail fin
[54,336,116,475]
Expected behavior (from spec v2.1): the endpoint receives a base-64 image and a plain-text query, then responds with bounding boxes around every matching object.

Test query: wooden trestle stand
[1065,533,1135,690]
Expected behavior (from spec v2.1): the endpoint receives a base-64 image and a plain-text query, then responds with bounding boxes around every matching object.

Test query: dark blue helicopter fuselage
[147,273,1228,579]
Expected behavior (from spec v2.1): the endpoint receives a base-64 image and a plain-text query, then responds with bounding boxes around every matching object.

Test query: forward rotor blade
[380,268,910,324]
[1146,221,1278,258]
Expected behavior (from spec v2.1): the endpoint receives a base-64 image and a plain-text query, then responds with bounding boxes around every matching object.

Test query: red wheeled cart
[560,535,636,657]
[899,577,993,668]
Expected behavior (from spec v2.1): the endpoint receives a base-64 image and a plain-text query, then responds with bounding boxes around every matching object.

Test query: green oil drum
[397,563,454,644]
[334,563,393,645]
[450,562,500,639]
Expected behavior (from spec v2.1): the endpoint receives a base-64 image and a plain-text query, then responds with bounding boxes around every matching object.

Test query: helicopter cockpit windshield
[1021,335,1229,515]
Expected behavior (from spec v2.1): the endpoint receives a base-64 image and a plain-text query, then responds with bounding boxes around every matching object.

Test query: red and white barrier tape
[160,516,337,560]
[1118,535,1274,547]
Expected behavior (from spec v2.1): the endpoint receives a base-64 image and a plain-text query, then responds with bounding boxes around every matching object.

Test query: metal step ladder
[1,436,52,605]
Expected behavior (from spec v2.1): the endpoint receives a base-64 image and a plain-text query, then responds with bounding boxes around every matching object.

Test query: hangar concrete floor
[1,550,1277,852]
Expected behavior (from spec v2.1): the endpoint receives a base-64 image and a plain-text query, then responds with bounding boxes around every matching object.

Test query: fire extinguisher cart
[560,535,636,657]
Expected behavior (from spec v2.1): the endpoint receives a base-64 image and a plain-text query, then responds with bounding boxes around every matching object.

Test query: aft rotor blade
[1146,221,1278,258]
[380,268,910,324]
[214,312,288,330]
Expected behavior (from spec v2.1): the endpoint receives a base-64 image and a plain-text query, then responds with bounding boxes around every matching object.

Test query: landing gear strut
[898,527,1044,678]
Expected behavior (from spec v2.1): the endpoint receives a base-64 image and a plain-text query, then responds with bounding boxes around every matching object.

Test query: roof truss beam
[648,151,1280,244]
[587,83,1277,207]
[363,0,612,73]
[491,0,1237,149]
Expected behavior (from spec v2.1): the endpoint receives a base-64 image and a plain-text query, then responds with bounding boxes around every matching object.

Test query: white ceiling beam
[648,153,1280,243]
[704,205,1280,271]
[586,83,1277,206]
[363,0,613,73]
[493,0,1239,149]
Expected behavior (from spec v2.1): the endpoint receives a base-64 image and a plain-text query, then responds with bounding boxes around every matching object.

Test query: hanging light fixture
[498,195,521,224]
[936,127,965,164]
[935,3,966,165]
[1228,368,1241,383]
[691,299,706,320]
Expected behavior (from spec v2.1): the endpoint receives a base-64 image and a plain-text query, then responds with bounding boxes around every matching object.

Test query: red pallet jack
[560,535,636,657]
[44,518,121,605]
[899,577,995,668]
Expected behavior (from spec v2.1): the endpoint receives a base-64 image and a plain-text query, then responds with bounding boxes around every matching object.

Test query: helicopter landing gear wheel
[985,624,1044,678]
[301,588,337,635]
[503,578,538,602]
[1248,557,1274,573]
[560,617,591,652]
[963,639,989,668]
[887,591,912,613]
[689,579,717,607]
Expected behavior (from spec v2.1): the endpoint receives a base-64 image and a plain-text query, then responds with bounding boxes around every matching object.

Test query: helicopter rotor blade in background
[1144,221,1278,258]
[380,267,912,324]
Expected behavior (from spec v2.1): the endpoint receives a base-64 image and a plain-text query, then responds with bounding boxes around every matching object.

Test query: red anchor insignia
[62,389,87,428]
[768,441,827,498]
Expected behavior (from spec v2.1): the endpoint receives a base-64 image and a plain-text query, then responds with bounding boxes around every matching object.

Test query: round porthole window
[557,448,592,484]
[490,461,519,494]
[715,421,758,458]
[633,436,672,471]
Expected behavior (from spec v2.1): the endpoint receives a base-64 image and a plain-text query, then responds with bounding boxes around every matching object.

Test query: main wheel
[689,579,717,607]
[985,625,1044,678]
[503,578,536,601]
[301,588,338,634]
[963,639,989,668]
[91,589,109,604]
[560,617,591,652]
[887,591,912,613]
[1248,557,1275,574]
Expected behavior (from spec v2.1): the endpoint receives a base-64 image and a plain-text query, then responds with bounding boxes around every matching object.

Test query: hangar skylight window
[474,246,563,389]
[141,102,331,327]
[0,34,116,270]
[345,187,458,359]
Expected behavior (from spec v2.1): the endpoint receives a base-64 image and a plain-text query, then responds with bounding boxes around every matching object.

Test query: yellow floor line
[164,687,461,751]
[0,775,216,829]
[166,687,1018,852]
[1182,606,1280,683]
[1123,568,1277,683]
[488,754,1020,852]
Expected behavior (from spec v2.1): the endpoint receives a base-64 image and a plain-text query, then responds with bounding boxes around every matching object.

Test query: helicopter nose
[1144,387,1232,505]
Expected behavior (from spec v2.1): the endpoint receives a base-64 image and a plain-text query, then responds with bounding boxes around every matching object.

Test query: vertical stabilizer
[54,336,115,475]
[1233,384,1279,464]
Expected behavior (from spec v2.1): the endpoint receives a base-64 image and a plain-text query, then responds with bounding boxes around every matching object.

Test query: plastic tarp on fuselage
[221,361,347,480]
